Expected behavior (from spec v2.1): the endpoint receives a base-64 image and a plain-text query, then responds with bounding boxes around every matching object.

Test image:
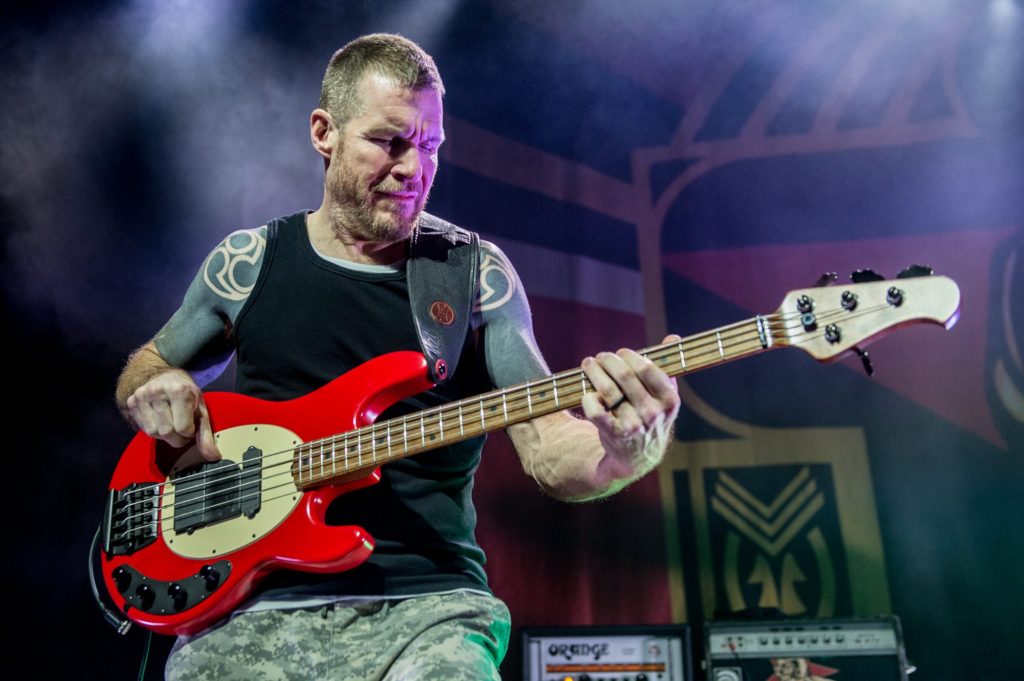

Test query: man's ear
[310,108,335,161]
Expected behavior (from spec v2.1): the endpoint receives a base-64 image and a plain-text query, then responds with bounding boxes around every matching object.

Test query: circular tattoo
[477,252,516,312]
[202,230,266,301]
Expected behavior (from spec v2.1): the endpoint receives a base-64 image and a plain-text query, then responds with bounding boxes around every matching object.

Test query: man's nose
[392,145,423,180]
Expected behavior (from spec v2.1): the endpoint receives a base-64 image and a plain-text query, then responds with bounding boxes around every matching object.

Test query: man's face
[325,73,444,243]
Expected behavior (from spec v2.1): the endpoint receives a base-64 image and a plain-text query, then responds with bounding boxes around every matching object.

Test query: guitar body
[100,351,435,636]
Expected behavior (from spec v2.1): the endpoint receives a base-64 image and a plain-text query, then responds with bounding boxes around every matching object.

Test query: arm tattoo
[475,250,517,313]
[203,230,266,301]
[153,226,266,372]
[477,241,550,388]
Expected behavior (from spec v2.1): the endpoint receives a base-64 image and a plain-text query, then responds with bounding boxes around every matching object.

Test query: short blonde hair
[319,33,445,128]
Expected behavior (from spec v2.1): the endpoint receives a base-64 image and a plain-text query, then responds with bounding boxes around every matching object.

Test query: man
[115,34,680,680]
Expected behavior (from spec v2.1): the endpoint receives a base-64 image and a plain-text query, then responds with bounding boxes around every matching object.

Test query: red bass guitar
[99,273,960,635]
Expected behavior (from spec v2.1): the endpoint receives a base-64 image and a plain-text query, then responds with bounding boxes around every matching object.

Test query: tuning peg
[897,264,934,279]
[851,269,885,283]
[812,272,838,287]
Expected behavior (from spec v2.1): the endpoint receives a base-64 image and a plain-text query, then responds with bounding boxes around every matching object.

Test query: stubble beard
[326,158,428,245]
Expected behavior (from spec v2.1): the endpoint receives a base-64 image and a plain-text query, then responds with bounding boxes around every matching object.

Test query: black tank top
[234,211,491,598]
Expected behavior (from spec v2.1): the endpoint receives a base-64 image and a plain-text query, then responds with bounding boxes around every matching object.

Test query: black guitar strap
[407,213,480,384]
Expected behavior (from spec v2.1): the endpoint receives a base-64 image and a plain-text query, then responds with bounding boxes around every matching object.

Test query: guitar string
[113,319,780,533]
[112,308,842,532]
[114,317,861,540]
[113,304,885,533]
[112,323,770,532]
[116,306,862,534]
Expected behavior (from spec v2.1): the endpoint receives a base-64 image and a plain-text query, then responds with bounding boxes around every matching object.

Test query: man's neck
[305,207,410,265]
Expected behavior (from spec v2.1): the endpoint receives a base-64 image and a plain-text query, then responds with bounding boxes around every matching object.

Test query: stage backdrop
[3,1,1021,679]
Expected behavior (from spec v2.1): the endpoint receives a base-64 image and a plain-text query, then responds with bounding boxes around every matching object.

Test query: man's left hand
[579,335,682,481]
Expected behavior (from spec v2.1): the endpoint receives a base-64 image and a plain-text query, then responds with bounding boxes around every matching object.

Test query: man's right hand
[125,369,221,461]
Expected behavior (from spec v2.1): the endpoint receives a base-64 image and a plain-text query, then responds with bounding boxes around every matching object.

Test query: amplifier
[521,624,693,681]
[704,616,912,681]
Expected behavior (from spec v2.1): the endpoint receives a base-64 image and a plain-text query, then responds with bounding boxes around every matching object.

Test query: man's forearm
[508,411,673,503]
[115,342,178,421]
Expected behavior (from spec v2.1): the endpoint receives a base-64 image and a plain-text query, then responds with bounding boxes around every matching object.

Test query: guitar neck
[294,314,780,488]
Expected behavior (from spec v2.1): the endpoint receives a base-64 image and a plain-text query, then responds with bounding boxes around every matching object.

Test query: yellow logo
[658,426,891,623]
[712,467,833,616]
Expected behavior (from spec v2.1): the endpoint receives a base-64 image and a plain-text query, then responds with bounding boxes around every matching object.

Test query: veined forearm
[509,412,672,503]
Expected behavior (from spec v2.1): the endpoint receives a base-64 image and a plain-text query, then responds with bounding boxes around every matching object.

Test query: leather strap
[407,213,480,384]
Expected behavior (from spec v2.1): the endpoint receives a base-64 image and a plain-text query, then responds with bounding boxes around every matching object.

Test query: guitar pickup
[173,447,263,534]
[103,483,159,556]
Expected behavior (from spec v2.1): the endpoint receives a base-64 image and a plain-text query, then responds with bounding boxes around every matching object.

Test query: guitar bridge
[103,482,159,556]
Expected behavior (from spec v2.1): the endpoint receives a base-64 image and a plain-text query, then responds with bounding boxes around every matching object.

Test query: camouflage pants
[165,591,511,681]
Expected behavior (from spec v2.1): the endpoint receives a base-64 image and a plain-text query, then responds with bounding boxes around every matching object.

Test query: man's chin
[371,208,420,241]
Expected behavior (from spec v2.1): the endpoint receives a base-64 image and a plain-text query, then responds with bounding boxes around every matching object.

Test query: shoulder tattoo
[476,250,517,313]
[202,230,266,302]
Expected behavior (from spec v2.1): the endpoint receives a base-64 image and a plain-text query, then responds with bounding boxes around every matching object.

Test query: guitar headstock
[774,273,961,361]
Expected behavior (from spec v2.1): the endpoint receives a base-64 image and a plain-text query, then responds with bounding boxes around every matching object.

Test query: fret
[678,342,686,371]
[438,410,444,440]
[716,331,725,357]
[386,423,392,459]
[420,413,426,447]
[526,384,533,414]
[402,416,408,453]
[370,424,377,463]
[344,433,351,471]
[502,393,508,424]
[479,399,486,431]
[458,403,464,436]
[553,380,559,408]
[357,430,363,466]
[331,438,337,476]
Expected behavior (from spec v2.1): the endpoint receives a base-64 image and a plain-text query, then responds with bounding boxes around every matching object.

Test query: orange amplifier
[521,624,693,681]
[705,616,913,681]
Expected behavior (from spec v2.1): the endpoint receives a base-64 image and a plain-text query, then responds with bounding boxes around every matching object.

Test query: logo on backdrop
[988,228,1024,451]
[658,428,892,624]
[711,467,836,616]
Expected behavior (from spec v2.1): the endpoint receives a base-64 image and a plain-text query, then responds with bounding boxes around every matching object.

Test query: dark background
[3,1,1022,679]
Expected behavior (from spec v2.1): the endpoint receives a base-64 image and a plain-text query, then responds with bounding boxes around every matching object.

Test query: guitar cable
[89,524,133,635]
[91,525,157,681]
